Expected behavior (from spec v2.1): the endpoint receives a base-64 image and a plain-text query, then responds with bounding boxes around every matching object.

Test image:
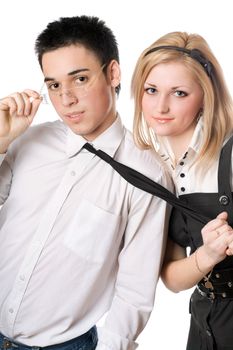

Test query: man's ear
[108,60,121,88]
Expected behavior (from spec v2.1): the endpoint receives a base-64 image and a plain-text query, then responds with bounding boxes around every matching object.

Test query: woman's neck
[165,129,194,165]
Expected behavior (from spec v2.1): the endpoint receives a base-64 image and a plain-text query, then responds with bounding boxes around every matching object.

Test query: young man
[0,16,171,350]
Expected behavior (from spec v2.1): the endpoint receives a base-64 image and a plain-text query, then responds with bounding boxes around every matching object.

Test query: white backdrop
[1,1,232,348]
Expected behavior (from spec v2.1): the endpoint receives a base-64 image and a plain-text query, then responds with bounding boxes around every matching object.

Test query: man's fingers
[23,89,40,98]
[27,97,42,124]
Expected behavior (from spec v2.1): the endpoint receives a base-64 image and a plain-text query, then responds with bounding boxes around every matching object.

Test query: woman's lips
[154,117,174,124]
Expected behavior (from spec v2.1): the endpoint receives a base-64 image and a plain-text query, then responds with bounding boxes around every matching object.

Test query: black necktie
[83,143,209,224]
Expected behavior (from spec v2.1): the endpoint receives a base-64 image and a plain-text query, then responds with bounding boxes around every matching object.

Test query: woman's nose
[157,95,169,113]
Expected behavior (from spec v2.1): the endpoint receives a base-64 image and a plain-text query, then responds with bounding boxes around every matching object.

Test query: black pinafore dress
[169,135,233,350]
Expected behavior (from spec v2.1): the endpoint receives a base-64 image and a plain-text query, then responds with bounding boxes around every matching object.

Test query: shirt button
[180,187,185,192]
[3,340,12,348]
[19,275,25,281]
[180,173,185,178]
[180,161,184,166]
[70,171,76,176]
[206,329,212,337]
[9,308,14,314]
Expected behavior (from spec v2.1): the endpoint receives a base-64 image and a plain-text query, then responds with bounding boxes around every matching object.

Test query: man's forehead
[41,45,101,78]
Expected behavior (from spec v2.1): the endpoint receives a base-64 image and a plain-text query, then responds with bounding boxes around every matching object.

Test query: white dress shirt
[157,118,233,195]
[0,116,171,350]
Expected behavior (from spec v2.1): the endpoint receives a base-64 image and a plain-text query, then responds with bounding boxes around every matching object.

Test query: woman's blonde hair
[131,31,233,165]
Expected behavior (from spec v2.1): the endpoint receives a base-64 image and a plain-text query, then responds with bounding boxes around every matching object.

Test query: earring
[196,108,203,123]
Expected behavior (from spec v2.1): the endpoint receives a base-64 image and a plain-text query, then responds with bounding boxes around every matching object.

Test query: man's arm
[0,90,41,153]
[0,90,41,204]
[96,175,171,350]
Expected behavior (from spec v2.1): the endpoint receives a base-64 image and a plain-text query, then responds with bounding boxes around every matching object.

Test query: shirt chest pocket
[63,199,122,264]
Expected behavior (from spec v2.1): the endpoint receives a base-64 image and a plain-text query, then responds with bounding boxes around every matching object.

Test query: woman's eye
[174,90,187,97]
[145,87,157,94]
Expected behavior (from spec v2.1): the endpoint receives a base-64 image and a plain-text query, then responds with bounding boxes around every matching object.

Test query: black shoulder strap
[83,143,209,224]
[218,135,233,219]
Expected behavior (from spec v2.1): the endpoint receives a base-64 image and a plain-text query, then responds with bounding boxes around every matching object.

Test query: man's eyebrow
[44,68,90,83]
[68,68,90,76]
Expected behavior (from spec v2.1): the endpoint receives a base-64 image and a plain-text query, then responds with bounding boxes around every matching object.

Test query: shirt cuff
[96,327,138,350]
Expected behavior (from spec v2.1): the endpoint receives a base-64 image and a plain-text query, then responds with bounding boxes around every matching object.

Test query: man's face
[41,44,118,140]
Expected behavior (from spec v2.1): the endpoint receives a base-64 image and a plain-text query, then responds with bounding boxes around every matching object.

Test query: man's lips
[64,111,84,119]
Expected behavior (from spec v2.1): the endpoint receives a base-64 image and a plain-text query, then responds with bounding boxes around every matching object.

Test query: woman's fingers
[202,212,229,235]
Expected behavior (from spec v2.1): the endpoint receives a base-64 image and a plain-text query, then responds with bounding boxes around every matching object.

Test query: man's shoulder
[16,120,66,144]
[118,129,171,186]
[9,120,66,153]
[28,120,65,135]
[120,129,164,169]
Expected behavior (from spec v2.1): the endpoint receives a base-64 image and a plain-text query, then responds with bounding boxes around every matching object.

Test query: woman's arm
[161,239,213,292]
[161,212,233,293]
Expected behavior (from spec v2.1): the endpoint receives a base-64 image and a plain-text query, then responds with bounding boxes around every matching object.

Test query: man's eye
[74,76,88,86]
[48,83,60,91]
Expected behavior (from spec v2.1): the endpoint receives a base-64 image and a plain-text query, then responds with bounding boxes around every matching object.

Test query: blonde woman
[132,32,233,350]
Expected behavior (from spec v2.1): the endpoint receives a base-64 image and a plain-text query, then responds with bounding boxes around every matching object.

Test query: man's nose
[59,88,79,106]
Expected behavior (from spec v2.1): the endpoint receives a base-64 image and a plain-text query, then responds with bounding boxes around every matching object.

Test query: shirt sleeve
[96,172,172,350]
[0,151,13,205]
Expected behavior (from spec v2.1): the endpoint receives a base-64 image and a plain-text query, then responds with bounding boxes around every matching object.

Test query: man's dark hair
[35,15,119,70]
[35,15,120,94]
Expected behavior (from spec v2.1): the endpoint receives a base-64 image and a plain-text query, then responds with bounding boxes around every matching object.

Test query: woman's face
[142,61,204,139]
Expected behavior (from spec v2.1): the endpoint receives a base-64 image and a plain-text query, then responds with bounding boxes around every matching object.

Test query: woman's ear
[108,60,121,88]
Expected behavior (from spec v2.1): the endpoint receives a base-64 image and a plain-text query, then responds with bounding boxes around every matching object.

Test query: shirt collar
[158,117,204,167]
[66,114,125,158]
[189,117,203,154]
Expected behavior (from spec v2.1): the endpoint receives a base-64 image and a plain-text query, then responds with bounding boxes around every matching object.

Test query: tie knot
[82,143,96,154]
[82,143,112,164]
